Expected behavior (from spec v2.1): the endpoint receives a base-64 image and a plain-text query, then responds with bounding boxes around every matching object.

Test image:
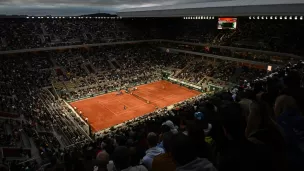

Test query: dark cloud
[0,0,226,15]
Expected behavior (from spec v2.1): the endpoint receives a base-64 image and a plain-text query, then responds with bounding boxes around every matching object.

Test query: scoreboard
[217,18,237,30]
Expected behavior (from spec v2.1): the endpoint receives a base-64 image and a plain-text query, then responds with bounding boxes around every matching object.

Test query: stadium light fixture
[300,16,303,20]
[284,16,287,20]
[261,16,264,19]
[249,16,251,19]
[253,16,255,19]
[274,16,277,20]
[295,16,297,20]
[270,16,273,19]
[26,17,29,19]
[212,16,214,19]
[257,16,259,19]
[280,16,282,20]
[32,17,35,19]
[265,16,268,19]
[289,16,292,20]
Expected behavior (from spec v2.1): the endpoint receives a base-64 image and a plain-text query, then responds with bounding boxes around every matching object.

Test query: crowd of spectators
[0,19,146,50]
[175,57,265,86]
[0,16,303,170]
[1,18,304,56]
[16,60,302,171]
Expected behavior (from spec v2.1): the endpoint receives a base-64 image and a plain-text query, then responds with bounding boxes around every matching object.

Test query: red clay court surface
[70,80,201,132]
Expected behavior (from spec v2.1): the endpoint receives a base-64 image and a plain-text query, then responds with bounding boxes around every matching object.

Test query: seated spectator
[161,120,178,134]
[112,146,148,171]
[89,151,110,171]
[142,132,164,170]
[152,132,176,171]
[171,133,217,171]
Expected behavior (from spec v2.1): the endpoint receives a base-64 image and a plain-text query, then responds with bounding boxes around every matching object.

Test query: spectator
[161,120,178,134]
[152,132,176,171]
[219,102,287,171]
[274,95,304,171]
[112,146,148,171]
[90,151,110,171]
[141,132,164,170]
[171,133,216,171]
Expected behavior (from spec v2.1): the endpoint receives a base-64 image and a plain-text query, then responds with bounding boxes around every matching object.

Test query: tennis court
[70,80,200,132]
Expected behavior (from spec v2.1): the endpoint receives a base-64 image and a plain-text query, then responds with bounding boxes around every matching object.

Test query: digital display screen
[218,18,237,30]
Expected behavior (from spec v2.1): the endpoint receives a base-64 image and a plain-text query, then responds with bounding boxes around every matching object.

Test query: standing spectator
[142,132,164,170]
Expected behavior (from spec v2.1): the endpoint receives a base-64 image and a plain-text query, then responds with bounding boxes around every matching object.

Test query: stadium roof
[117,0,304,17]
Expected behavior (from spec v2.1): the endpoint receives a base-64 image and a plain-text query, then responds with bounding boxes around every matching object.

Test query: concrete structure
[117,0,304,17]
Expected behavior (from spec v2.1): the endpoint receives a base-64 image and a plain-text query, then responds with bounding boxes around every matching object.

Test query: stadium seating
[0,17,303,171]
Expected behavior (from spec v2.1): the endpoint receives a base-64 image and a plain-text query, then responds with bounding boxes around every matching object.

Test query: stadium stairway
[21,131,31,148]
[40,23,47,35]
[230,67,243,83]
[80,63,91,75]
[174,60,197,77]
[107,60,116,69]
[29,138,42,164]
[50,58,59,67]
[112,59,121,69]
